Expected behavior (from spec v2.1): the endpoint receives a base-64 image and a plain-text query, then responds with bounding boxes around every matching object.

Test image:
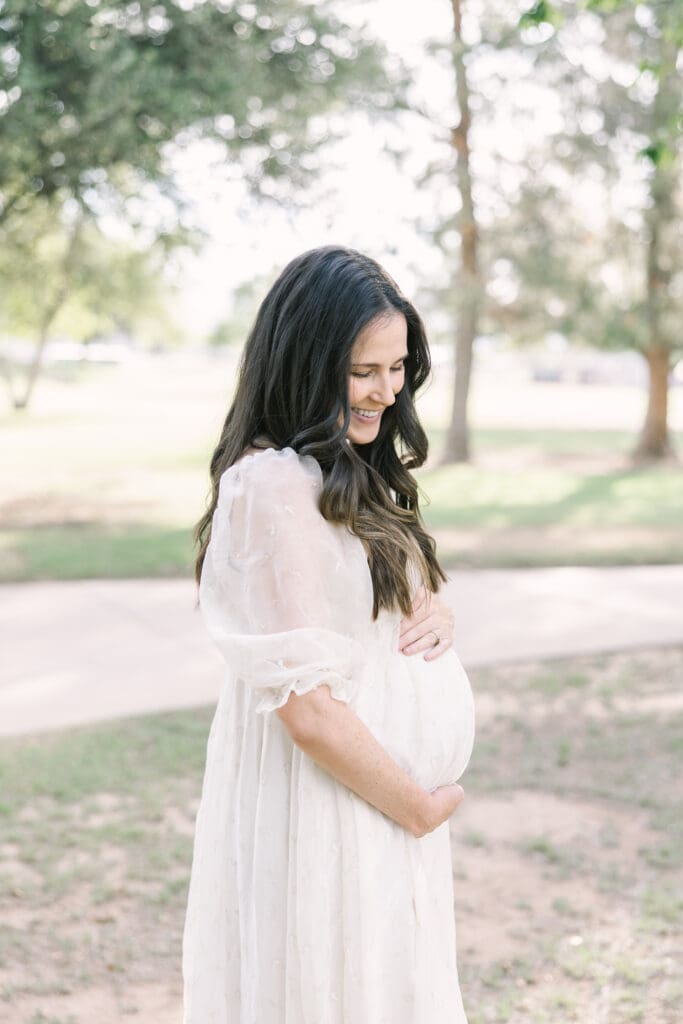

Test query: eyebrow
[351,353,409,367]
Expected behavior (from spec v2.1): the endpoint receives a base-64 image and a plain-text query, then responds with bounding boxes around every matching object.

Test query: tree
[415,0,681,462]
[1,0,393,222]
[634,30,681,459]
[0,200,178,408]
[442,0,482,464]
[0,0,395,407]
[518,0,683,460]
[408,0,524,464]
[207,272,279,348]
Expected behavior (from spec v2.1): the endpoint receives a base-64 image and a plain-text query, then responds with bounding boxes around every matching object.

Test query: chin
[348,428,381,445]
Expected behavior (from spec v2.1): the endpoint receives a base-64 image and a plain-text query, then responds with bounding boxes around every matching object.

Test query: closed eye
[351,360,407,379]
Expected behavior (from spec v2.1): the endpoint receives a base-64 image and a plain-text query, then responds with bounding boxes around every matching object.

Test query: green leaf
[519,1,562,28]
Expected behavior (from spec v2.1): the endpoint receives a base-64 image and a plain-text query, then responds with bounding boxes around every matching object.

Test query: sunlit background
[1,1,682,1022]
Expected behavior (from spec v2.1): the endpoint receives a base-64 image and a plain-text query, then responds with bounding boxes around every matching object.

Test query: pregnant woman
[183,246,475,1023]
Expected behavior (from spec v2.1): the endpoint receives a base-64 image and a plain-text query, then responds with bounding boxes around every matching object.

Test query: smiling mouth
[351,407,381,420]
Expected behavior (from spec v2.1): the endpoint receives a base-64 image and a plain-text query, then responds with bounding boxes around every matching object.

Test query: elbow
[276,684,334,746]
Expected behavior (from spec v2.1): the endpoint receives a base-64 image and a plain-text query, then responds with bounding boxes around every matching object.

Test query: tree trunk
[632,40,678,462]
[13,216,83,412]
[0,354,18,407]
[13,313,57,411]
[0,190,23,228]
[447,257,478,462]
[442,0,481,465]
[633,189,672,459]
[633,347,673,460]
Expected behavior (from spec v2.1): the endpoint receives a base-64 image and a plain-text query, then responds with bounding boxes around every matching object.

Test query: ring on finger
[429,630,440,647]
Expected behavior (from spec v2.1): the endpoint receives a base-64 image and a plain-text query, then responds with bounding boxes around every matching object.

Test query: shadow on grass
[420,463,683,530]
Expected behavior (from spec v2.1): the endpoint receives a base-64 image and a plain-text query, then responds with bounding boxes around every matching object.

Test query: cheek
[348,377,365,406]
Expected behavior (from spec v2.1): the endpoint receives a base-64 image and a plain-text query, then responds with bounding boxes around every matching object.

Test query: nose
[371,375,397,407]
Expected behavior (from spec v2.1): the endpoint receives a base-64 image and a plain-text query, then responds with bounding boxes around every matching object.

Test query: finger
[399,615,431,646]
[398,624,429,650]
[422,635,453,661]
[413,612,454,654]
[398,625,421,648]
[399,601,426,635]
[401,631,442,656]
[400,611,446,651]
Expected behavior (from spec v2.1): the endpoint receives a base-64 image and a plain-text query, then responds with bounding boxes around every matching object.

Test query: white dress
[182,446,475,1024]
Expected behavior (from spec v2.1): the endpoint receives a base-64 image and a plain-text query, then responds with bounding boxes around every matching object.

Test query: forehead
[351,313,408,365]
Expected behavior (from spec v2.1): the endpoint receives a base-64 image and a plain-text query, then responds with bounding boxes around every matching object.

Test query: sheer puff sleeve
[198,447,372,715]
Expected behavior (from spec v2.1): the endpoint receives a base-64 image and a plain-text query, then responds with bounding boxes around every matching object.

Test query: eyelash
[351,364,406,379]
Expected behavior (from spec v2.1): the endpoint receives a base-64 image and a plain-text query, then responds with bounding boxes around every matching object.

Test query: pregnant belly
[356,646,476,793]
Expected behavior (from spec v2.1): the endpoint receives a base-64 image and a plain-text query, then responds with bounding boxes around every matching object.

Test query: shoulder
[218,446,322,509]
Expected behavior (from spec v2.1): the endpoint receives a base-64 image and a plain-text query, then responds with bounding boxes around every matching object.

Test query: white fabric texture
[182,446,475,1024]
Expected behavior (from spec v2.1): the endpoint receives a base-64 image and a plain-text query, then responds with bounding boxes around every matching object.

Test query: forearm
[278,686,432,837]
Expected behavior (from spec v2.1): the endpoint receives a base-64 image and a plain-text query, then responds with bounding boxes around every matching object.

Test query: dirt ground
[1,646,681,1023]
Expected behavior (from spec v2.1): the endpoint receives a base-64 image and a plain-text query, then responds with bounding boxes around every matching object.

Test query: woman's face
[343,312,408,444]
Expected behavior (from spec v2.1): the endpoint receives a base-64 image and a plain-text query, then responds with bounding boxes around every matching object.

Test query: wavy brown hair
[193,245,447,618]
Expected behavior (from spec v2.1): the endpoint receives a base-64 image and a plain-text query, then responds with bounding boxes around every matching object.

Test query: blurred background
[1,1,682,1022]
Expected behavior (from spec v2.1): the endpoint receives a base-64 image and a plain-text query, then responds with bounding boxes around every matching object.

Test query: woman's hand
[398,585,455,662]
[412,784,465,838]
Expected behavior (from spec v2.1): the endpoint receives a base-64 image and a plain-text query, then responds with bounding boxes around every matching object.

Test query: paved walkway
[1,566,682,737]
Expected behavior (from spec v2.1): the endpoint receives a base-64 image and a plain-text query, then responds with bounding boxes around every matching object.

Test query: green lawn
[2,446,681,580]
[424,454,683,530]
[421,452,683,568]
[1,647,681,1021]
[1,358,681,580]
[0,523,195,581]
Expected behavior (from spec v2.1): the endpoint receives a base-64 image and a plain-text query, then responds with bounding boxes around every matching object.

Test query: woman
[183,246,475,1023]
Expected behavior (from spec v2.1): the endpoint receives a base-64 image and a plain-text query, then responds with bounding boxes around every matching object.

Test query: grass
[0,646,681,1021]
[0,355,682,580]
[421,459,683,530]
[3,454,682,579]
[0,710,212,814]
[0,524,194,581]
[457,645,683,1023]
[419,444,683,568]
[0,708,214,1013]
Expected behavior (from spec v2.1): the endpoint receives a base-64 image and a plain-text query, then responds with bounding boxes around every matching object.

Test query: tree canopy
[0,0,393,225]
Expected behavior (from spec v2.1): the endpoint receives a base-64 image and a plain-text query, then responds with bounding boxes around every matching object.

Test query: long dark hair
[194,245,447,618]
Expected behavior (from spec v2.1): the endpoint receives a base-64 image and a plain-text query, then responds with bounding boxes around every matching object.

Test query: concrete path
[1,566,682,738]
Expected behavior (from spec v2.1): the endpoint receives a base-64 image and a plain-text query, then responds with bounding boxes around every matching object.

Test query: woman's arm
[277,684,464,838]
